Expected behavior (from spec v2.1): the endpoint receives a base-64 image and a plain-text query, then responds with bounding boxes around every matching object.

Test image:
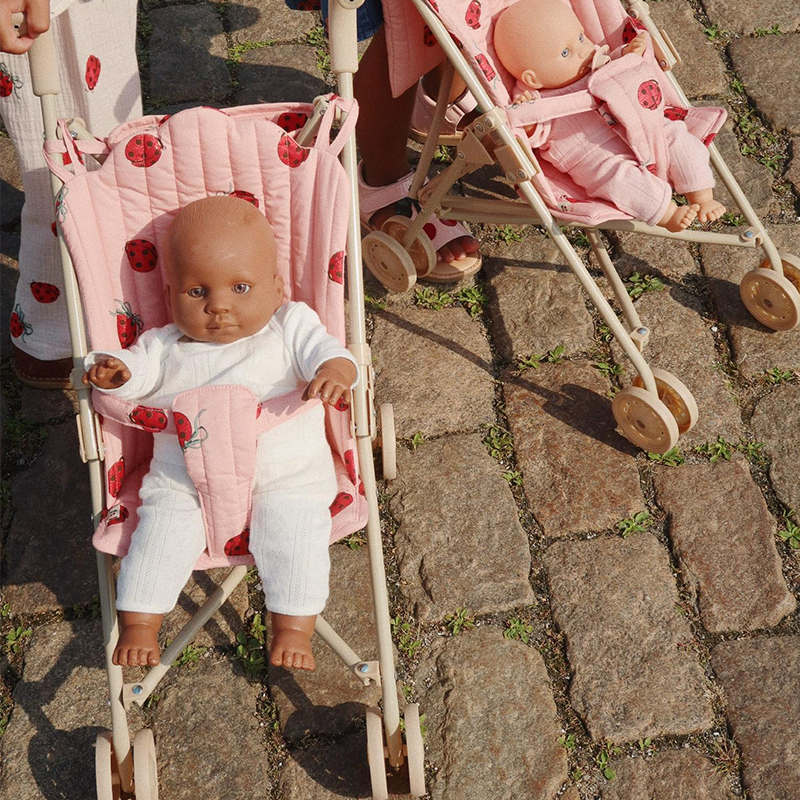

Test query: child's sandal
[358,163,482,291]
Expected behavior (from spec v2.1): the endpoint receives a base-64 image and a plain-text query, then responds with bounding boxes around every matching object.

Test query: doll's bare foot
[269,613,317,671]
[112,611,163,667]
[659,201,699,232]
[685,189,726,223]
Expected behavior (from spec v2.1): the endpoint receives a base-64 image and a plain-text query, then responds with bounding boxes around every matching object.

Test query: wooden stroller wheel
[379,403,397,480]
[403,704,426,798]
[612,386,679,454]
[95,731,121,800]
[133,728,158,800]
[740,267,800,331]
[381,215,437,278]
[363,231,417,293]
[365,706,389,800]
[632,368,698,435]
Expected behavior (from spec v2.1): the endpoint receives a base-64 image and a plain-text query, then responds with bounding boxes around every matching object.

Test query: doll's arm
[621,32,647,57]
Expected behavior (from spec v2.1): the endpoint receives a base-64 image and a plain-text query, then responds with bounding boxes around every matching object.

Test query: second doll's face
[166,223,283,344]
[520,13,596,89]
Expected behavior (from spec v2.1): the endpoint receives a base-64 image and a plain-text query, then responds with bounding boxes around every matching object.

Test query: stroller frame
[368,0,800,455]
[21,2,421,798]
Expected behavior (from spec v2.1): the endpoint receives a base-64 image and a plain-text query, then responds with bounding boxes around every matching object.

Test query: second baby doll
[494,0,726,231]
[83,195,358,672]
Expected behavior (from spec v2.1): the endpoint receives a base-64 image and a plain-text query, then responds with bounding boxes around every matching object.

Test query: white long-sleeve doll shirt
[85,301,358,467]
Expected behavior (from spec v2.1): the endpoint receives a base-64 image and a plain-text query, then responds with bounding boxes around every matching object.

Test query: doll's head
[494,0,596,90]
[163,196,284,344]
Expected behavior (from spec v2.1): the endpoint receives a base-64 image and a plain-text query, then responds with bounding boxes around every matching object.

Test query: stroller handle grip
[11,12,60,97]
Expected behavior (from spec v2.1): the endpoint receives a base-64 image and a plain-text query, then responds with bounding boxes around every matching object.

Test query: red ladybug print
[129,405,168,431]
[276,111,309,133]
[0,62,22,97]
[702,133,717,147]
[173,409,208,450]
[277,134,310,168]
[328,251,345,284]
[334,397,349,412]
[465,0,482,29]
[423,24,437,47]
[344,449,357,484]
[423,222,437,240]
[110,300,143,348]
[124,133,163,168]
[227,189,259,208]
[105,504,129,525]
[125,239,158,273]
[646,163,658,175]
[663,106,688,122]
[637,80,662,110]
[9,304,32,341]
[108,457,125,498]
[358,480,365,496]
[330,491,354,517]
[30,282,60,304]
[428,0,438,11]
[85,55,101,90]
[622,15,647,44]
[158,115,171,126]
[224,527,251,556]
[51,222,58,237]
[475,54,496,82]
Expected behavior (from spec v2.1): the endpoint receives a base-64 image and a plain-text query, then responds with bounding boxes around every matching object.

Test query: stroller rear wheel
[365,706,389,800]
[133,728,159,800]
[612,386,679,454]
[740,258,800,331]
[95,731,121,800]
[403,704,426,797]
[631,368,698,435]
[363,231,418,293]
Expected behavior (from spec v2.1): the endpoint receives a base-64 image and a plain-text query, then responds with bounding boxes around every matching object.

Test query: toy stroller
[19,3,422,798]
[362,0,800,456]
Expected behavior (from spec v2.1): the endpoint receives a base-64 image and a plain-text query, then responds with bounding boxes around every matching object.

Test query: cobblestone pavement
[2,1,799,798]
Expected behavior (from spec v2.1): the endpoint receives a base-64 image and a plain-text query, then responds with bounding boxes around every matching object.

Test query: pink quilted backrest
[50,98,368,568]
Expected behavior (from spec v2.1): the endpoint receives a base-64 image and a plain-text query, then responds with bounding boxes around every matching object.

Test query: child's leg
[248,446,338,671]
[664,121,725,223]
[354,25,479,264]
[114,461,207,666]
[3,0,141,375]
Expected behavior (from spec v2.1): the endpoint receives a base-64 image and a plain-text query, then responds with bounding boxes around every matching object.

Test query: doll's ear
[520,68,542,90]
[274,273,285,300]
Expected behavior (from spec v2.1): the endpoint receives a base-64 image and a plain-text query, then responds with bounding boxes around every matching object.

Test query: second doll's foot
[112,611,164,667]
[694,199,726,223]
[659,202,699,232]
[269,613,317,671]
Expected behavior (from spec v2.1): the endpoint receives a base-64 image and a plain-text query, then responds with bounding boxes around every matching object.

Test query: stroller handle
[11,11,59,96]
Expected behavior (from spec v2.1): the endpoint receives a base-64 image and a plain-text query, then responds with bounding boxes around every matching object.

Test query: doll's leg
[249,452,338,671]
[114,462,207,666]
[577,144,696,231]
[3,0,141,381]
[665,122,725,223]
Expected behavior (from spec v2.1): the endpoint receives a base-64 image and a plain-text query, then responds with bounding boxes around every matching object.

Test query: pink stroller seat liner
[383,0,726,224]
[48,98,368,568]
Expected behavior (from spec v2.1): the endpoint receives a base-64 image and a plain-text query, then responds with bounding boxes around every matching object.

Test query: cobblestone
[544,534,714,742]
[390,434,535,622]
[712,636,800,800]
[653,456,796,632]
[703,0,800,35]
[229,0,321,43]
[236,44,328,105]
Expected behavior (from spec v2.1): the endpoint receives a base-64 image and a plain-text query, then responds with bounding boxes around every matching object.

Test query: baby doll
[494,0,726,232]
[83,196,357,672]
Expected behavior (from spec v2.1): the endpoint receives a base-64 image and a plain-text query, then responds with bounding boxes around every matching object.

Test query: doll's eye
[188,287,205,298]
[232,283,250,294]
[561,47,570,57]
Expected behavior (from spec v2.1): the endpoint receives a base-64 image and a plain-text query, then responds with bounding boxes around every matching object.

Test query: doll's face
[164,197,284,344]
[496,0,596,90]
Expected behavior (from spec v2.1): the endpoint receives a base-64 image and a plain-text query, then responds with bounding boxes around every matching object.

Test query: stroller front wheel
[365,706,389,800]
[740,264,800,331]
[95,731,121,800]
[631,368,698,435]
[363,231,418,294]
[612,386,679,454]
[132,728,159,800]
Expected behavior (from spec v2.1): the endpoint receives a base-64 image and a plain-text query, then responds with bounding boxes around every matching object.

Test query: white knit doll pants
[116,438,340,618]
[1,0,141,359]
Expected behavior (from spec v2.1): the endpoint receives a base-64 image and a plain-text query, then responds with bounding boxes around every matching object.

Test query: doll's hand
[513,89,535,104]
[0,1,50,55]
[622,32,647,57]
[306,357,356,407]
[83,358,131,390]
